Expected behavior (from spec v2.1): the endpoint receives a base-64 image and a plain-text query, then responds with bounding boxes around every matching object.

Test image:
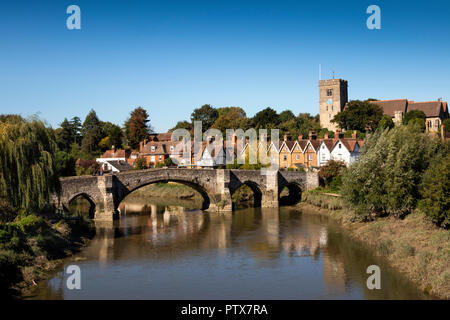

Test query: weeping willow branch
[0,117,60,213]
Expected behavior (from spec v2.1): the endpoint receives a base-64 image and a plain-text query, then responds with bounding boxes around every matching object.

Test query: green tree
[55,118,76,152]
[125,107,152,149]
[190,104,219,129]
[212,107,250,133]
[319,160,346,188]
[54,151,76,177]
[70,116,82,144]
[443,119,450,132]
[332,100,383,132]
[403,109,426,126]
[81,109,101,137]
[134,157,148,170]
[419,152,450,228]
[252,107,280,129]
[341,126,439,217]
[169,120,193,134]
[0,117,60,213]
[378,114,395,130]
[164,157,174,167]
[80,109,104,155]
[279,110,295,123]
[101,121,123,149]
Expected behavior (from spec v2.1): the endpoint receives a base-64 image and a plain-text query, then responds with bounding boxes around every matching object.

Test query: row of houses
[92,130,364,172]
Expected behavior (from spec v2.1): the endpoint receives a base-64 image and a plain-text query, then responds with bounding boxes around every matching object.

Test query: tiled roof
[320,139,336,151]
[280,140,295,152]
[101,149,128,158]
[369,99,408,117]
[408,101,443,117]
[149,132,172,142]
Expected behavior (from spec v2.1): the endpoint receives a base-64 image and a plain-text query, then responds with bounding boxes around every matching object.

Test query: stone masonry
[53,168,319,221]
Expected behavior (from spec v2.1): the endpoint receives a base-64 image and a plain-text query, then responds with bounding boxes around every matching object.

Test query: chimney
[309,131,316,140]
[324,132,329,139]
[298,134,303,140]
[139,141,144,152]
[335,129,344,139]
[352,130,357,139]
[111,145,116,152]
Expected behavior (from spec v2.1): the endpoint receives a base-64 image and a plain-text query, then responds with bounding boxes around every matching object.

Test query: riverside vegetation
[302,124,450,299]
[0,116,94,298]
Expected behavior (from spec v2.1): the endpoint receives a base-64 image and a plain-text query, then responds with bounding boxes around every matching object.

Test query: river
[25,196,430,299]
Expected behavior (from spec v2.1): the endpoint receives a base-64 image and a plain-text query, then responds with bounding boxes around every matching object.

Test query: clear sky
[0,0,449,132]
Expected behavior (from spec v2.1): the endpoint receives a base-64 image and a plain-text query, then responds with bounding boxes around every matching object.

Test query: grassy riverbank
[0,215,94,299]
[124,182,204,202]
[300,190,450,299]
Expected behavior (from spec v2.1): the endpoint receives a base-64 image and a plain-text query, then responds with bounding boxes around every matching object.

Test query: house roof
[369,99,408,117]
[320,139,336,151]
[333,138,362,152]
[297,140,309,151]
[101,149,129,159]
[141,141,182,155]
[106,160,133,172]
[408,101,444,117]
[280,140,295,152]
[148,132,172,142]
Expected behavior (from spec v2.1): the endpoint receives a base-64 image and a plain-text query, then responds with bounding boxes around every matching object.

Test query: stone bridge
[53,168,319,220]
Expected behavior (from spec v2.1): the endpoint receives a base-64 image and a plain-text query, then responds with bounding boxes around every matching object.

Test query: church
[319,78,449,132]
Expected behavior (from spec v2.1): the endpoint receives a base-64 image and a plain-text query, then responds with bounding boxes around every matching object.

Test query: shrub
[341,126,440,217]
[319,160,346,188]
[418,153,450,228]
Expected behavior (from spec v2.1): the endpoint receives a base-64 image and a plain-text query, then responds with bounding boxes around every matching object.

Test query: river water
[25,197,429,300]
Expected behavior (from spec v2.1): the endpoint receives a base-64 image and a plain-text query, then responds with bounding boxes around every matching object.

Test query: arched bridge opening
[68,193,96,219]
[116,179,212,212]
[231,181,263,210]
[279,182,302,206]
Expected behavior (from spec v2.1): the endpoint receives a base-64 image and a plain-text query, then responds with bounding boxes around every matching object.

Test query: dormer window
[151,146,155,151]
[339,144,342,149]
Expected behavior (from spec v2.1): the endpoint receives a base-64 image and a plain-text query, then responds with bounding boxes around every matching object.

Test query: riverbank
[299,191,450,299]
[0,215,94,299]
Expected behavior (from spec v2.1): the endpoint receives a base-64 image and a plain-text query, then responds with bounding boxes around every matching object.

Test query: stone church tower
[319,79,348,131]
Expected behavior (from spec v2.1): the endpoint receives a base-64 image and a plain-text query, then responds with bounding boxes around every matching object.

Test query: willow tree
[0,117,60,214]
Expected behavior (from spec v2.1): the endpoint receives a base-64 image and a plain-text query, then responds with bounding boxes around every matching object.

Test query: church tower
[319,79,348,131]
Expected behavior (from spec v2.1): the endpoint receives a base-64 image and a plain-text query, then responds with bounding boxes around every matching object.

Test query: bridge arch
[114,178,213,212]
[279,182,303,206]
[67,192,97,219]
[230,180,263,209]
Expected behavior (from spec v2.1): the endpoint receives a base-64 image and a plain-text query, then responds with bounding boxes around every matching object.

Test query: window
[151,146,155,151]
[329,114,331,119]
[296,154,300,160]
[339,143,342,149]
[170,146,174,151]
[327,89,333,96]
[283,155,287,161]
[331,106,333,111]
[150,156,155,162]
[322,153,325,161]
[326,106,328,111]
[435,120,440,128]
[159,155,162,160]
[308,154,313,161]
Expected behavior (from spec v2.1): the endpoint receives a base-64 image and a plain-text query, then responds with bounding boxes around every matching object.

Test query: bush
[341,126,440,217]
[418,153,450,228]
[319,160,346,188]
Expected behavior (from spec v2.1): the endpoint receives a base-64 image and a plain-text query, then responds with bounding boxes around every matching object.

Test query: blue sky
[0,0,449,132]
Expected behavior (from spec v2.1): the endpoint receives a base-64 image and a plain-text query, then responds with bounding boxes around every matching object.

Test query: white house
[317,139,335,167]
[329,139,361,166]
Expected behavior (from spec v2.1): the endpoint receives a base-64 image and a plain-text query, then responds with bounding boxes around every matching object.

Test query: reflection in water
[27,197,430,300]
